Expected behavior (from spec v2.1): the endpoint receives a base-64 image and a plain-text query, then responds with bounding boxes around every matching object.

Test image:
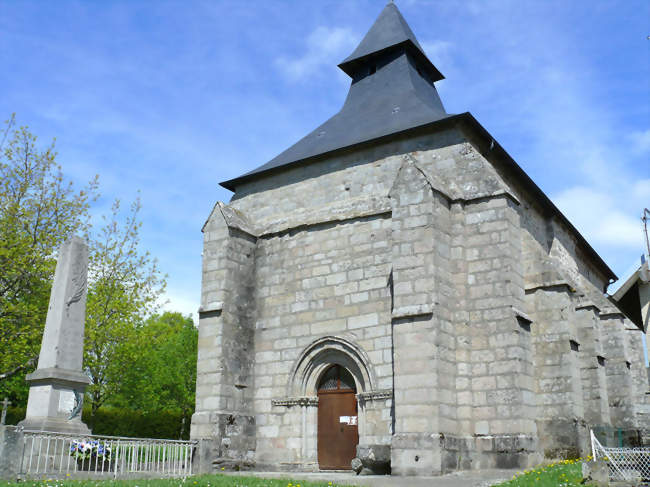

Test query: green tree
[0,115,168,416]
[84,198,167,415]
[111,312,197,420]
[0,115,97,395]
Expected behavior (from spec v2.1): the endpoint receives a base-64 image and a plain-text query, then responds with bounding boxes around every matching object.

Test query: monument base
[20,368,92,435]
[18,416,91,435]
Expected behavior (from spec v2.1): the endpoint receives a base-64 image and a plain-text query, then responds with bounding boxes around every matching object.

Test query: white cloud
[275,26,359,81]
[629,129,650,154]
[160,290,199,325]
[553,186,647,249]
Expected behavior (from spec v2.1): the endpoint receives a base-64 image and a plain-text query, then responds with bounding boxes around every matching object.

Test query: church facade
[191,3,649,476]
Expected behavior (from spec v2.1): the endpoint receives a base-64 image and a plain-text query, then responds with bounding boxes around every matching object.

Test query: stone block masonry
[191,125,649,475]
[526,285,588,458]
[192,120,647,482]
[389,156,453,475]
[191,1,649,476]
[191,204,257,467]
[575,304,610,427]
[600,312,639,429]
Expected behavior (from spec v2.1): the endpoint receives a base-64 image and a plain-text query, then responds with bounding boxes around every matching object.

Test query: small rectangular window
[570,340,580,352]
[597,356,606,367]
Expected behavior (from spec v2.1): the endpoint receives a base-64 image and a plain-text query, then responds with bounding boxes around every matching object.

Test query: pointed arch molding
[280,336,379,404]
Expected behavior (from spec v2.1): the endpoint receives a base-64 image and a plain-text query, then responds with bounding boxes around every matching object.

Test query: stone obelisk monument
[19,236,91,434]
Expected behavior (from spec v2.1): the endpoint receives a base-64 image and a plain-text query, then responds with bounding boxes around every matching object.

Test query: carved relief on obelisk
[19,235,91,434]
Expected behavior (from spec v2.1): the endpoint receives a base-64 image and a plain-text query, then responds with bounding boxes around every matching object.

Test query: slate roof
[220,2,450,192]
[217,2,618,282]
[338,2,443,81]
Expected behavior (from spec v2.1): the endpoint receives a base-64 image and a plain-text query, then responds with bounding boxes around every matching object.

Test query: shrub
[4,406,191,440]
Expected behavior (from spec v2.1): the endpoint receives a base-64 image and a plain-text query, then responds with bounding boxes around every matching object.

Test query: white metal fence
[19,430,196,479]
[591,429,650,482]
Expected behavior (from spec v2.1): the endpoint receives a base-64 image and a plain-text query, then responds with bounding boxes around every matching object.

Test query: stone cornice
[524,281,574,294]
[511,306,532,323]
[259,195,391,238]
[356,390,393,403]
[271,396,319,407]
[599,309,625,320]
[455,189,521,207]
[26,367,90,387]
[272,390,393,407]
[392,304,433,320]
[575,302,600,312]
[198,302,223,318]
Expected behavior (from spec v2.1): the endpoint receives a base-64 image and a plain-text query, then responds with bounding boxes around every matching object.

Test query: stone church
[191,3,649,476]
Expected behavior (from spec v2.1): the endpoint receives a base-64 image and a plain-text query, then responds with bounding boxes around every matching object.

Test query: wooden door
[317,365,358,470]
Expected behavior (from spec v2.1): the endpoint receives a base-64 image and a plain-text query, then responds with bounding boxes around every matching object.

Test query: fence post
[0,425,25,480]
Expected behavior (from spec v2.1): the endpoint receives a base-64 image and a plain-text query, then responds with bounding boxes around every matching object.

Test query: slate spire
[221,2,450,191]
[338,1,443,82]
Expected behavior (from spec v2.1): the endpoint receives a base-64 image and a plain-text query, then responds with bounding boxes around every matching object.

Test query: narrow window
[597,356,606,367]
[570,340,580,352]
[625,361,631,370]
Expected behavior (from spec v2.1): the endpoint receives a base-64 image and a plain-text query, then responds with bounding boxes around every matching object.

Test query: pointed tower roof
[338,2,443,82]
[217,4,618,284]
[221,2,450,191]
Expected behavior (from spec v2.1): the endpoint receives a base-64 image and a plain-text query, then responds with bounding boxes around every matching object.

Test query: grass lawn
[0,462,591,487]
[0,475,350,487]
[491,460,585,486]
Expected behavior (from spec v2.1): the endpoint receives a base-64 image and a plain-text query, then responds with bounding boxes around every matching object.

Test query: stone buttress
[388,155,454,475]
[191,203,257,468]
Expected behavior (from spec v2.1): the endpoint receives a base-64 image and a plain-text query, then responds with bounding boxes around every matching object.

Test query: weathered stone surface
[356,444,391,475]
[0,426,23,480]
[192,122,649,474]
[20,236,91,435]
[581,460,609,485]
[191,3,649,478]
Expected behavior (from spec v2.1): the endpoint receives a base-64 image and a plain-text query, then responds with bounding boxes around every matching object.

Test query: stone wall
[388,155,454,475]
[191,204,257,467]
[252,212,393,469]
[526,286,588,457]
[575,305,610,427]
[192,123,650,474]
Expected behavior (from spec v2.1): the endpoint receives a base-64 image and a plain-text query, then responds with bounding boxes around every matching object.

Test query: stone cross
[19,236,91,434]
[1,397,10,425]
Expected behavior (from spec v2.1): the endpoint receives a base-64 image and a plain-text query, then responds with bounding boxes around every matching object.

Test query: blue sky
[1,1,648,343]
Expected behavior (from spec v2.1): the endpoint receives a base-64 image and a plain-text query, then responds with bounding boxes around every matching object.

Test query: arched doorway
[317,364,358,470]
